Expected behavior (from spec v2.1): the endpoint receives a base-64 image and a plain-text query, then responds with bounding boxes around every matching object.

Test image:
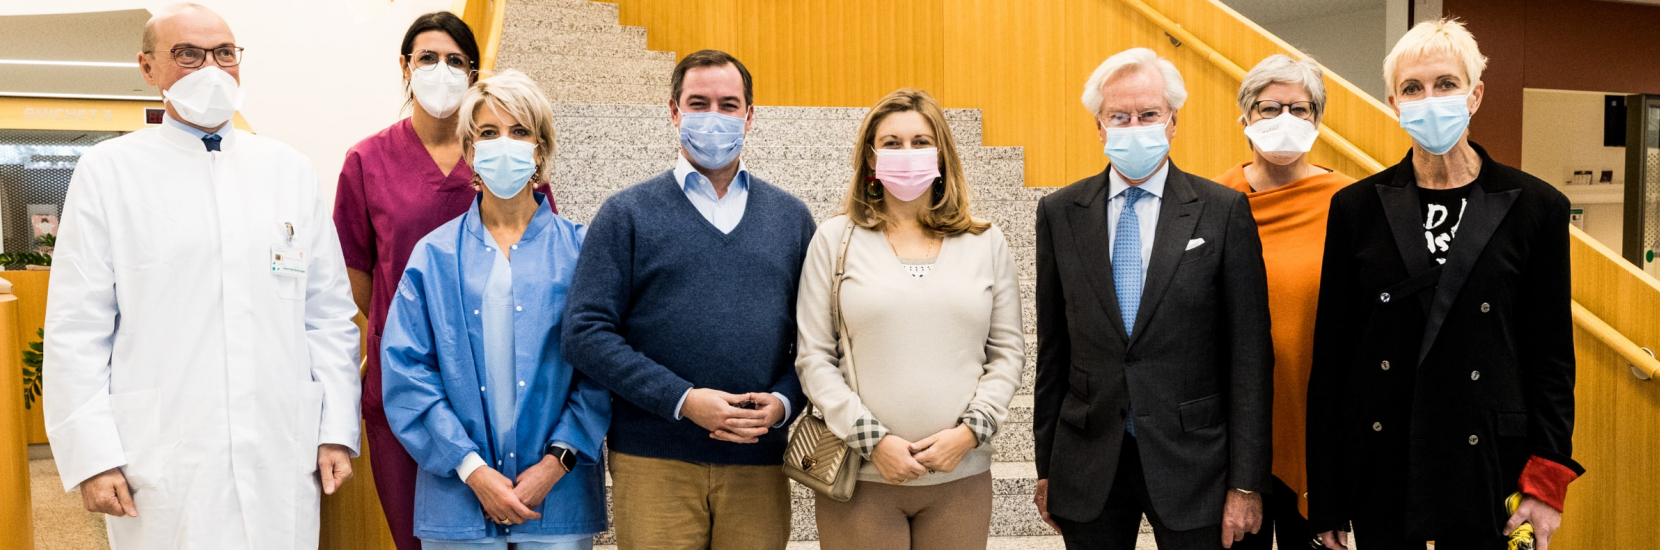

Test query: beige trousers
[814,471,994,550]
[608,451,792,550]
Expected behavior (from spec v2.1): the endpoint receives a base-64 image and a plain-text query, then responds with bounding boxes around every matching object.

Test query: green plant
[0,251,51,267]
[22,328,42,410]
[35,233,56,249]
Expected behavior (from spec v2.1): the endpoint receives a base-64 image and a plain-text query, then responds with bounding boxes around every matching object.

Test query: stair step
[504,0,621,28]
[537,81,672,105]
[501,13,638,35]
[496,48,675,72]
[498,28,650,54]
[516,57,673,87]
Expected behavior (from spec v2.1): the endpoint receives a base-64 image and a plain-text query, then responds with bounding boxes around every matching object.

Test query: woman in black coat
[1306,19,1583,550]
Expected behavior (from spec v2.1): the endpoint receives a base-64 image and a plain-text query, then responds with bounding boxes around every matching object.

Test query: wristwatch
[546,444,577,473]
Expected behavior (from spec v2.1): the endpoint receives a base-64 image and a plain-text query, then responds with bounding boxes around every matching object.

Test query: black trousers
[1053,436,1221,550]
[1232,475,1316,550]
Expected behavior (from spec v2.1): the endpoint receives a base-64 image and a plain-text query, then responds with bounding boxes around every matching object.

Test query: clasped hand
[682,388,786,443]
[872,424,977,484]
[465,454,568,526]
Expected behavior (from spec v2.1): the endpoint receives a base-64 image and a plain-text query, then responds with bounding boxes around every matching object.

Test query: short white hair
[1384,18,1488,94]
[1237,54,1328,124]
[1081,47,1188,117]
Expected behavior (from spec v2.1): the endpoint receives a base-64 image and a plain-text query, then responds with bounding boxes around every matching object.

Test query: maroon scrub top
[333,117,553,550]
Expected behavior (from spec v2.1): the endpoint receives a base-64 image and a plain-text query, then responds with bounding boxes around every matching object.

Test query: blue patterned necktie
[202,134,222,152]
[1113,186,1147,336]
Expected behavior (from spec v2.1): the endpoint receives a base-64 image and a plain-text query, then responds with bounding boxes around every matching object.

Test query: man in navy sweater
[562,50,816,550]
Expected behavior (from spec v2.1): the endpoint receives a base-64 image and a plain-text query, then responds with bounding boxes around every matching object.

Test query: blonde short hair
[1237,54,1327,124]
[457,69,556,185]
[844,88,989,237]
[1081,47,1188,117]
[1384,18,1488,93]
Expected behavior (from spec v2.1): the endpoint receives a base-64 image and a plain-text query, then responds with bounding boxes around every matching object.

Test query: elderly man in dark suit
[1032,46,1275,550]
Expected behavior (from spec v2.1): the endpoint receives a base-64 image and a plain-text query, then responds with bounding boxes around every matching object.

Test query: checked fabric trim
[846,413,890,460]
[958,406,997,446]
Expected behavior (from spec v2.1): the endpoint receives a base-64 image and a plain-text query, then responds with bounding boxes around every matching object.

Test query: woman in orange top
[1218,54,1355,550]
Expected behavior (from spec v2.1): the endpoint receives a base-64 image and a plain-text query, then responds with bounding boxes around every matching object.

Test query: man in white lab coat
[42,4,362,548]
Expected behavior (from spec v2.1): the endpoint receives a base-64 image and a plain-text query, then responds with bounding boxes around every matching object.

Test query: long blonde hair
[844,88,988,236]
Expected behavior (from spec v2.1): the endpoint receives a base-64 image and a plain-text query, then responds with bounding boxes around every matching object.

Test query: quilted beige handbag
[782,220,862,502]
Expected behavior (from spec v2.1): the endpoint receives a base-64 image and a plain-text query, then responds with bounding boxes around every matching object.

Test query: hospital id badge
[270,245,308,278]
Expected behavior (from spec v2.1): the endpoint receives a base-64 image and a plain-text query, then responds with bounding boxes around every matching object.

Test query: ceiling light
[0,59,139,68]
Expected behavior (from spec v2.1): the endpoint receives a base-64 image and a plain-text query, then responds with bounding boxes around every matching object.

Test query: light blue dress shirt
[1106,161,1170,282]
[667,153,790,426]
[674,153,750,233]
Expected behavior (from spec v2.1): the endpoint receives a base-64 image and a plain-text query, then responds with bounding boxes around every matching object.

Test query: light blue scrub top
[422,232,596,550]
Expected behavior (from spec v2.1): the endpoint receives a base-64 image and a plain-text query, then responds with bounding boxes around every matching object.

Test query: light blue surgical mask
[1104,123,1170,181]
[472,137,538,200]
[1398,94,1471,156]
[678,110,747,169]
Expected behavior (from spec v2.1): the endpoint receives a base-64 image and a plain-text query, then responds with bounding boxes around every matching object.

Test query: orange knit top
[1215,161,1355,516]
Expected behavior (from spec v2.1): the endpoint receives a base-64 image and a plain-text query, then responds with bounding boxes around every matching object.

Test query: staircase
[493,0,1068,547]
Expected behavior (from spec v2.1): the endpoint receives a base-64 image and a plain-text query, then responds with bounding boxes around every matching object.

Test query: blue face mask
[472,137,538,200]
[1397,94,1470,156]
[1103,123,1170,181]
[678,110,747,170]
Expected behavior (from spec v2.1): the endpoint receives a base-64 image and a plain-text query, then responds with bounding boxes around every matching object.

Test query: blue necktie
[1113,187,1147,336]
[1114,187,1147,437]
[202,134,222,152]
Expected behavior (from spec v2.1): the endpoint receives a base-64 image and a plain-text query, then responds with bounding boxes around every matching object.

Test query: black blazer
[1033,162,1273,530]
[1306,143,1583,539]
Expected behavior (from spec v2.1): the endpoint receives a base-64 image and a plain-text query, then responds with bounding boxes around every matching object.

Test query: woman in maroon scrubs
[333,12,552,549]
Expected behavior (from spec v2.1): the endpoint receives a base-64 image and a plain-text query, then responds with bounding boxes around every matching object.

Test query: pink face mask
[873,148,941,202]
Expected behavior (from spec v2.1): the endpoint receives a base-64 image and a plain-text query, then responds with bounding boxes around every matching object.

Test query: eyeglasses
[1250,100,1316,121]
[148,46,244,69]
[1101,108,1170,128]
[410,49,473,73]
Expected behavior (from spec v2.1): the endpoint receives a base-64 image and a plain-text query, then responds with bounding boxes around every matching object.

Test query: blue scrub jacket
[382,193,610,540]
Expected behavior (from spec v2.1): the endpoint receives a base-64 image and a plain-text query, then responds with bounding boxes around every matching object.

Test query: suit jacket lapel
[1418,182,1519,363]
[1066,170,1131,343]
[1375,169,1433,278]
[1128,165,1203,348]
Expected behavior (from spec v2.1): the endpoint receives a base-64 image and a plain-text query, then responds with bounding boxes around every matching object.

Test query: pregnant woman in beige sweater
[795,88,1025,550]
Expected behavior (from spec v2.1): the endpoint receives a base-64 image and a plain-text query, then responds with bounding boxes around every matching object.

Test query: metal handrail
[1114,0,1387,174]
[1571,301,1660,380]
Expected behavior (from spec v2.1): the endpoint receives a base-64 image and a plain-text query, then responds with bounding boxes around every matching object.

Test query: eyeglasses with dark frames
[146,45,244,69]
[1250,100,1317,121]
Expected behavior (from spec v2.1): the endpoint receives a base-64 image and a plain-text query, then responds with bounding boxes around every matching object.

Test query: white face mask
[1243,112,1320,166]
[163,65,244,128]
[409,63,469,119]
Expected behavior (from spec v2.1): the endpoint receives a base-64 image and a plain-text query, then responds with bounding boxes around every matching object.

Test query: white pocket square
[1186,238,1206,251]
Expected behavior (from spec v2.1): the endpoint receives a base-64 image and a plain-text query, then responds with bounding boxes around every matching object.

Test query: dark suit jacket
[1305,143,1583,539]
[1033,162,1274,530]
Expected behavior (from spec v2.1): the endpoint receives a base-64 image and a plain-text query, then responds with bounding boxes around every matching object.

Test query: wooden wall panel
[609,0,1403,188]
[1555,228,1660,548]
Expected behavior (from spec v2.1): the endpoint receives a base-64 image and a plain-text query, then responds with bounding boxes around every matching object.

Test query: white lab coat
[43,123,361,550]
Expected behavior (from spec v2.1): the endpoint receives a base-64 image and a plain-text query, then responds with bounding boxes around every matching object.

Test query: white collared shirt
[1106,161,1170,281]
[674,153,750,233]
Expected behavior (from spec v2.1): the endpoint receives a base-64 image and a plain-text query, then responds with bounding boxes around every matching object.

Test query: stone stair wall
[492,0,1076,547]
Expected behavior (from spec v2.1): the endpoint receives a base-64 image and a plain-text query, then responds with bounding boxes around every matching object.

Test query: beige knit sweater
[794,215,1025,486]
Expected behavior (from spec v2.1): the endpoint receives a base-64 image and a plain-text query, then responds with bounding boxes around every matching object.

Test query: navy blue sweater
[562,170,816,465]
